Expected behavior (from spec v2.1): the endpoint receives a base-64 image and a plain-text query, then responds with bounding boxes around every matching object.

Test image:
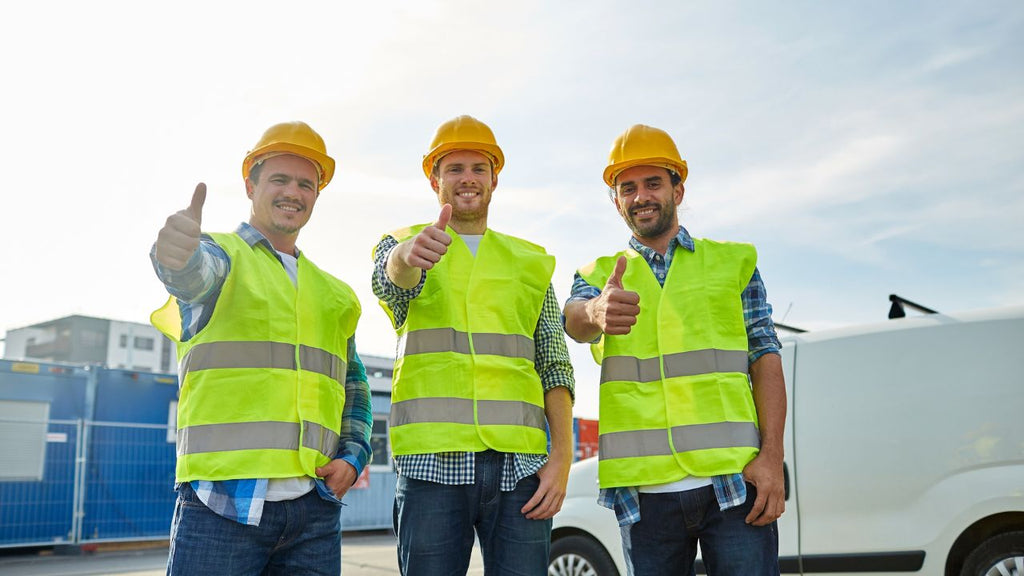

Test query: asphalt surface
[0,531,484,575]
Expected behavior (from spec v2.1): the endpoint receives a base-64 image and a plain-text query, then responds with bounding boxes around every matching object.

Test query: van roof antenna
[888,294,938,319]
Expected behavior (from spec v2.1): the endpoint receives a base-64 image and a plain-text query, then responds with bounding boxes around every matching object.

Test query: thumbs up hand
[398,203,453,270]
[587,256,641,335]
[155,183,207,270]
[386,204,454,289]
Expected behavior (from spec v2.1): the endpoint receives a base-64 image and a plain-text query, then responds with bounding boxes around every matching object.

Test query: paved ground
[0,531,484,575]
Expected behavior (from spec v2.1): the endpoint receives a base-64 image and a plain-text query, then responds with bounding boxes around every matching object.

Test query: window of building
[369,417,390,469]
[119,334,128,348]
[0,400,49,481]
[134,336,155,351]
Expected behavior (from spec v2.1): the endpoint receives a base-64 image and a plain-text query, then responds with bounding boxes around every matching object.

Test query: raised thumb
[607,255,627,289]
[187,182,207,224]
[435,203,452,231]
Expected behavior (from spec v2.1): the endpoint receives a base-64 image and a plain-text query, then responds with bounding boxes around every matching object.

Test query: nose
[282,180,303,197]
[634,186,656,205]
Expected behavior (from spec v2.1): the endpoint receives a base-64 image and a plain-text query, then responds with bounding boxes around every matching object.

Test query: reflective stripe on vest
[599,422,761,460]
[390,397,546,430]
[182,341,346,384]
[600,349,748,384]
[177,420,340,460]
[398,327,535,363]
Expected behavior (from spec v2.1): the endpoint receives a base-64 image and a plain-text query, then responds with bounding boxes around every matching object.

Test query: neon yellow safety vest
[151,232,360,482]
[579,239,760,489]
[378,225,555,455]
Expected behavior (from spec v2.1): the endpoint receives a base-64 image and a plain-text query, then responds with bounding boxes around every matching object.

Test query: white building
[3,315,174,373]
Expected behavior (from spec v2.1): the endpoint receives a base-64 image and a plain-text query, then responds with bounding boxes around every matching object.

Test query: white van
[551,305,1024,575]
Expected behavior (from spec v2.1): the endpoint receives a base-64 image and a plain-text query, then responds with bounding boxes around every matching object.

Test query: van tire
[549,534,620,576]
[960,531,1024,576]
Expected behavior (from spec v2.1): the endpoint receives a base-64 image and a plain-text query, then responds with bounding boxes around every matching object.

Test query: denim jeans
[166,482,342,576]
[393,450,552,575]
[622,484,779,576]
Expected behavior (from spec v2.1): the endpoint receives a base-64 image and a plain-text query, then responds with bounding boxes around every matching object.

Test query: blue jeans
[167,482,341,576]
[393,450,552,575]
[622,484,779,576]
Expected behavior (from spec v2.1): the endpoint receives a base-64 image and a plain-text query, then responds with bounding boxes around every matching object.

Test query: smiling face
[613,165,684,250]
[245,153,320,253]
[430,149,497,234]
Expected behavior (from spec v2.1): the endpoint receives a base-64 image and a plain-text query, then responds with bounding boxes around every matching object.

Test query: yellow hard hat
[422,115,505,179]
[603,124,688,188]
[242,121,336,191]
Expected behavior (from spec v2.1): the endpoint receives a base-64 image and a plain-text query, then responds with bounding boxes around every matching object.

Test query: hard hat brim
[422,142,505,179]
[603,157,688,188]
[243,143,336,191]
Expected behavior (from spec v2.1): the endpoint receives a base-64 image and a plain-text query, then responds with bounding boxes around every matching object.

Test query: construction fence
[0,418,176,548]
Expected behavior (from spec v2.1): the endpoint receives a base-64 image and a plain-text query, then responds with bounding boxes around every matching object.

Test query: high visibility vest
[151,232,360,482]
[379,225,555,455]
[579,239,760,489]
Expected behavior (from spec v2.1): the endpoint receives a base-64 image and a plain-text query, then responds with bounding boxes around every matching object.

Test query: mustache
[630,202,661,214]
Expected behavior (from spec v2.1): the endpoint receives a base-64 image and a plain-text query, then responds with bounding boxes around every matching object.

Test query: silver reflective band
[302,421,342,457]
[398,328,535,362]
[600,349,748,384]
[178,420,339,459]
[599,421,760,460]
[390,397,546,430]
[182,341,346,383]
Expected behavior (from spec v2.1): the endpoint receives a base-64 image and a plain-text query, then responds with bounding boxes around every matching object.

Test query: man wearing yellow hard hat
[563,125,786,575]
[150,121,371,575]
[372,115,575,575]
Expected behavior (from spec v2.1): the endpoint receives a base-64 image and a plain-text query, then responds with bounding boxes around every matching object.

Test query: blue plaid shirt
[372,232,575,491]
[567,226,781,526]
[150,222,373,526]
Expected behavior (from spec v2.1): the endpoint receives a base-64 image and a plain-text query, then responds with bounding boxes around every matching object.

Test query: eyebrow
[269,172,317,187]
[620,175,663,187]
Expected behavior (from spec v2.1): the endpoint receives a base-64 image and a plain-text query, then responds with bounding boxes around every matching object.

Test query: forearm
[563,299,602,343]
[543,386,574,460]
[372,236,424,306]
[749,352,786,459]
[150,238,227,303]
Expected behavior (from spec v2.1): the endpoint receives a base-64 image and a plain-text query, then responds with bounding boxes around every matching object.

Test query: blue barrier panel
[0,361,87,548]
[81,369,178,541]
[80,422,176,542]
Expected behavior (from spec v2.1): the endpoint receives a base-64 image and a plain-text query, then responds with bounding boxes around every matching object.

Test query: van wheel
[960,531,1024,576]
[549,534,619,576]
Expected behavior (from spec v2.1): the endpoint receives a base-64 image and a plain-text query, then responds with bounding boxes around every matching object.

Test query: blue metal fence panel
[0,420,79,548]
[0,360,402,546]
[79,422,176,542]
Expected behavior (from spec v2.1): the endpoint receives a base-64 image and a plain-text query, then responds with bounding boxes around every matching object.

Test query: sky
[1,1,1022,418]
